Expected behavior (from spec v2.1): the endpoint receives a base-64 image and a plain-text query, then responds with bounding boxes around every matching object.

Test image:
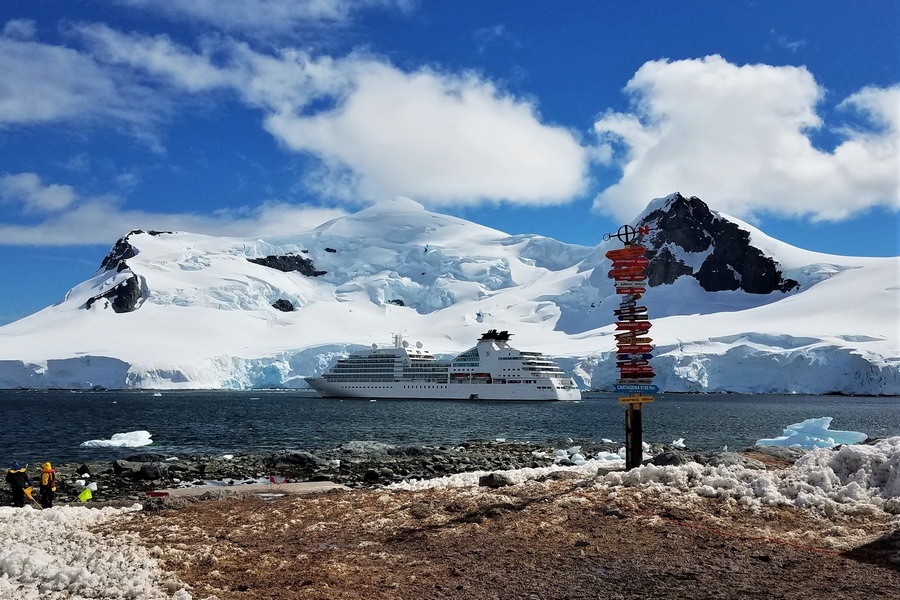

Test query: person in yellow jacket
[40,462,57,508]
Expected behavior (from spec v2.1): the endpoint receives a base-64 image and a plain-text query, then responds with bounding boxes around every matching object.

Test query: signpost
[603,224,656,469]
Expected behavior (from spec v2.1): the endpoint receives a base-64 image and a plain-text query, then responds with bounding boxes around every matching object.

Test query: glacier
[0,195,897,394]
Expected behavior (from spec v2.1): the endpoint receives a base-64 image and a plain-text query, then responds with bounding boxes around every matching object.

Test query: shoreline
[3,438,809,509]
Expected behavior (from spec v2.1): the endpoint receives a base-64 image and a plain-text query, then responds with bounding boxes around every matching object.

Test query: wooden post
[624,402,643,469]
[605,223,656,471]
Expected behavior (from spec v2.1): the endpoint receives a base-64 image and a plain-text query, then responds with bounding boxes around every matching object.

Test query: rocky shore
[2,438,806,508]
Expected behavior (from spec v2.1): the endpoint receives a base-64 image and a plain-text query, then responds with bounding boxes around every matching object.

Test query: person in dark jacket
[5,462,33,508]
[40,462,57,508]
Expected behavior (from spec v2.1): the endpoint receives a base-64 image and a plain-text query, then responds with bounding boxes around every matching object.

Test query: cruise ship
[305,330,581,401]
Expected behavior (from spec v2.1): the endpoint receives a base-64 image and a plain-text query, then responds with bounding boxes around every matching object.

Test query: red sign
[606,245,647,260]
[616,336,652,344]
[610,257,649,267]
[616,344,654,353]
[618,366,655,373]
[615,287,646,295]
[620,371,656,379]
[616,321,652,330]
[608,266,645,277]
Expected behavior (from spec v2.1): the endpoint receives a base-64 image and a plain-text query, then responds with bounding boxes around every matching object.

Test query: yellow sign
[619,395,654,404]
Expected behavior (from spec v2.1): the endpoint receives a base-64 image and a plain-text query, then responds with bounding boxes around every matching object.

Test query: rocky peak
[636,193,799,294]
[98,229,173,272]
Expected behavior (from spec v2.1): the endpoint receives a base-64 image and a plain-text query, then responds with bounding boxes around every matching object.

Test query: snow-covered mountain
[0,194,897,394]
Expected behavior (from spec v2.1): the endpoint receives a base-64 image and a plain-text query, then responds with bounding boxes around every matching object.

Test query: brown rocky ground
[110,476,899,600]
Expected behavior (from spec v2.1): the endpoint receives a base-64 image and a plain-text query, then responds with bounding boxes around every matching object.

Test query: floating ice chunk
[80,430,152,448]
[671,438,686,449]
[566,445,581,456]
[222,454,234,460]
[756,417,867,449]
[601,438,614,444]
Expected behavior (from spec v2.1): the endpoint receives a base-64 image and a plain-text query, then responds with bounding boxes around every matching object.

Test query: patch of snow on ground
[0,504,193,599]
[602,437,900,517]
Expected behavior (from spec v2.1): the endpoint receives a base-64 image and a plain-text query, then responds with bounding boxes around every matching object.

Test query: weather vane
[603,224,654,245]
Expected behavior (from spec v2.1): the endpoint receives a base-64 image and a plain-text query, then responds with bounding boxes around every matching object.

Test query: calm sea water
[1,390,898,466]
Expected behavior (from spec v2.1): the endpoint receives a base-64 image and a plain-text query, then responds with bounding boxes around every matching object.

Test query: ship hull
[305,378,580,401]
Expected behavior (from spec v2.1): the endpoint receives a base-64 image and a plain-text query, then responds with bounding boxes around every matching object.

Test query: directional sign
[619,395,655,404]
[617,360,649,367]
[616,314,649,321]
[614,306,648,315]
[615,287,646,295]
[614,383,659,393]
[616,321,652,330]
[618,365,655,373]
[606,246,647,260]
[610,273,646,282]
[616,340,653,349]
[615,279,647,286]
[616,353,654,361]
[608,266,645,277]
[614,330,652,339]
[620,371,656,379]
[617,377,654,385]
[616,344,654,353]
[610,257,649,267]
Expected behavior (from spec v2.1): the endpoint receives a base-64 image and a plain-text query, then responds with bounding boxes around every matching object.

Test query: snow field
[0,504,193,600]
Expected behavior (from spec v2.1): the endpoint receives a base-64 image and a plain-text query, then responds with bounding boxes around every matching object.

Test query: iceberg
[754,417,867,449]
[80,430,153,448]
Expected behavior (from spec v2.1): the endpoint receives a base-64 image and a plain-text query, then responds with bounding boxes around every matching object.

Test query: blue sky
[1,0,897,325]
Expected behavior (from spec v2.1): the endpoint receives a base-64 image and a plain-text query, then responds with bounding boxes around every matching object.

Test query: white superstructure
[306,330,581,401]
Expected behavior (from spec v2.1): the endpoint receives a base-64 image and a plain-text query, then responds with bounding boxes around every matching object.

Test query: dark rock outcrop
[248,254,326,277]
[84,273,143,313]
[98,230,172,272]
[272,299,294,312]
[638,193,799,294]
[99,236,137,272]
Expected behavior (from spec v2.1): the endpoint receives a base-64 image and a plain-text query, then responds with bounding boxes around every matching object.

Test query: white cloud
[0,174,346,246]
[2,19,37,40]
[115,0,413,34]
[0,36,168,149]
[0,173,78,213]
[75,26,589,206]
[266,60,589,205]
[593,55,900,223]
